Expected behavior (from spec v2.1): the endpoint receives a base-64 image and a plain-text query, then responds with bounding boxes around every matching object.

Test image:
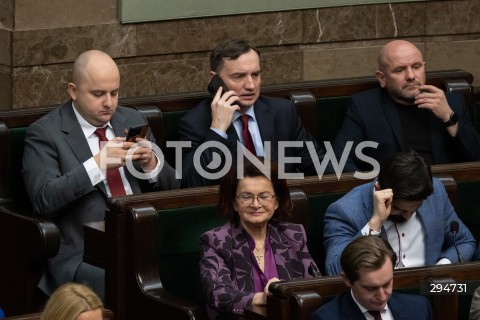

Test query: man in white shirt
[324,150,476,275]
[22,50,179,299]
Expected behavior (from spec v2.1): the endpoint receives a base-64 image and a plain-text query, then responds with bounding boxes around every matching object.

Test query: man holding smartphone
[179,38,327,187]
[22,50,179,300]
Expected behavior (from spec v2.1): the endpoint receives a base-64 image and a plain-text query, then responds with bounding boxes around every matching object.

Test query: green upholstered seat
[306,192,345,275]
[162,110,187,165]
[7,128,30,206]
[156,205,226,305]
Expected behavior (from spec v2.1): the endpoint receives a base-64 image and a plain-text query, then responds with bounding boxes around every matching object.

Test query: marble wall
[0,0,13,110]
[2,0,480,109]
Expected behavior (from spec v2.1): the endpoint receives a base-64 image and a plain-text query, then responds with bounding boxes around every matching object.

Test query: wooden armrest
[290,290,322,320]
[0,121,10,203]
[125,205,207,319]
[443,79,472,94]
[134,105,164,151]
[288,92,316,137]
[433,174,456,206]
[0,204,60,315]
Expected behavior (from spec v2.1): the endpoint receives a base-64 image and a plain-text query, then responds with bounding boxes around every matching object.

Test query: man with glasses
[323,150,476,275]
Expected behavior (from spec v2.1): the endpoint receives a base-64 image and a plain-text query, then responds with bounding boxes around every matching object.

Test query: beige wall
[2,0,480,109]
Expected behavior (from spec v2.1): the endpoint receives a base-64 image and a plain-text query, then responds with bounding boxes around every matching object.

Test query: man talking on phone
[22,50,179,299]
[179,38,327,187]
[323,150,476,276]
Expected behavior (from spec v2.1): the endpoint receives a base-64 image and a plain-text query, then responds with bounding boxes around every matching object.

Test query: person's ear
[374,181,381,191]
[209,71,217,78]
[376,70,386,88]
[341,272,352,288]
[68,83,77,100]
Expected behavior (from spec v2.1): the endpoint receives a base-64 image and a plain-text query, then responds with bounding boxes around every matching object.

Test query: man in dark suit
[311,236,433,320]
[333,39,480,173]
[22,50,179,298]
[179,38,327,187]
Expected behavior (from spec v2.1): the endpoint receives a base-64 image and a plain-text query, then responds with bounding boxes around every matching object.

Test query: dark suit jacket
[22,101,179,295]
[179,96,326,187]
[332,87,480,172]
[200,219,320,319]
[310,290,433,320]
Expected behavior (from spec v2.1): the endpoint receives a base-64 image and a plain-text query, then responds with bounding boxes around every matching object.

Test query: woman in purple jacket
[199,157,320,319]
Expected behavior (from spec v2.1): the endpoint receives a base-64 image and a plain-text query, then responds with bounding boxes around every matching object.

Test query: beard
[388,83,421,105]
[387,214,408,223]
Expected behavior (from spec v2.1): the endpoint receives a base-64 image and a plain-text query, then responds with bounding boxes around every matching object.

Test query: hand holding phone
[207,75,239,108]
[207,75,230,95]
[126,125,149,142]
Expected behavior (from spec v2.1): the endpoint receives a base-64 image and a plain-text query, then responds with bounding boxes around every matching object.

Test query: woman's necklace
[254,242,265,262]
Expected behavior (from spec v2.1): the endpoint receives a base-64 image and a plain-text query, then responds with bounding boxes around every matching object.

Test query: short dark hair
[377,150,433,201]
[210,38,260,73]
[341,236,397,284]
[218,157,291,221]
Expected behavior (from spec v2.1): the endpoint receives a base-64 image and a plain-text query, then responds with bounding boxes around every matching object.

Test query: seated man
[178,38,327,187]
[324,150,476,275]
[311,236,432,320]
[22,50,180,298]
[332,39,480,173]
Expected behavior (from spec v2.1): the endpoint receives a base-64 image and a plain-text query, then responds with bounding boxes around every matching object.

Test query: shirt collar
[350,289,389,315]
[233,105,256,123]
[71,101,112,138]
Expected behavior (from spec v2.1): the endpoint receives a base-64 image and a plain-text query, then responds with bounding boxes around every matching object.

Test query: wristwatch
[444,111,459,127]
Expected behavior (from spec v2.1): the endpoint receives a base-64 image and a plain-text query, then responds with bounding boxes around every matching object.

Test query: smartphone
[126,124,149,142]
[207,75,230,96]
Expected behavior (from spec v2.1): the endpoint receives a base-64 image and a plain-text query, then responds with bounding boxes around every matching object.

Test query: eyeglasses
[236,192,276,206]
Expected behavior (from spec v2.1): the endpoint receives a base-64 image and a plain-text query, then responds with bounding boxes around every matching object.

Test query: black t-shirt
[395,103,433,165]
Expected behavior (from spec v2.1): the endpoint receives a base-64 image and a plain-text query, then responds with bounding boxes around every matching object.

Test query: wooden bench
[84,168,466,320]
[0,105,162,317]
[99,188,310,320]
[246,261,480,320]
[118,69,476,164]
[0,69,476,317]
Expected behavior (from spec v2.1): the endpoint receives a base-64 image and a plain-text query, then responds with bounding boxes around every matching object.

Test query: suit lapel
[341,291,368,319]
[231,221,256,292]
[380,90,405,150]
[387,293,408,320]
[60,103,109,196]
[253,100,277,158]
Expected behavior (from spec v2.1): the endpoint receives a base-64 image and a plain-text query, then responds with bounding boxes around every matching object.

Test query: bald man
[22,50,179,298]
[332,39,480,173]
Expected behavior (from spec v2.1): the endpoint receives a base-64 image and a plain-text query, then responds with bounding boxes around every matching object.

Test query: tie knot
[239,114,250,128]
[368,310,382,320]
[94,127,108,141]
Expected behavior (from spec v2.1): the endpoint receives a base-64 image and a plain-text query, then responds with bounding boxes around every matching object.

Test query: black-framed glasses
[236,192,276,206]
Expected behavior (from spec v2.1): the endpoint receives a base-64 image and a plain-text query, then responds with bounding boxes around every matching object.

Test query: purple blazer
[199,219,320,319]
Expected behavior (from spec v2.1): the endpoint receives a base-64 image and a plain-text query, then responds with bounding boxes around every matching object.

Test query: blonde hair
[41,283,103,320]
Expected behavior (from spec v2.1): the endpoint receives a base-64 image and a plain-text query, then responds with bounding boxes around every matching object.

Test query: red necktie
[368,310,382,320]
[239,114,256,155]
[94,127,126,196]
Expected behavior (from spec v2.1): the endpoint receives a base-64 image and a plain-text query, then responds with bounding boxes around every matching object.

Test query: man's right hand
[370,188,393,231]
[94,137,128,170]
[210,87,240,133]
